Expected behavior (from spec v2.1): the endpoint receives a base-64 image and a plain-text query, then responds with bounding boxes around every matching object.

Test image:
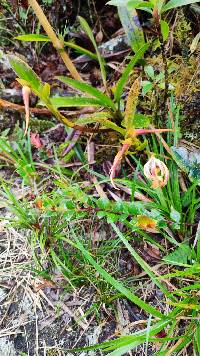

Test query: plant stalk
[28,0,82,82]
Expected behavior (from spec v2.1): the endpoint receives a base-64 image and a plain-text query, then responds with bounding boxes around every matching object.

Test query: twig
[0,98,112,134]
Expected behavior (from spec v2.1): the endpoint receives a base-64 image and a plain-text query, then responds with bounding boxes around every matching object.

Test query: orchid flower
[144,156,169,189]
[110,128,172,189]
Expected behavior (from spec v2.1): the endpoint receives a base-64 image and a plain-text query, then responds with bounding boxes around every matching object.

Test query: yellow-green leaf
[160,20,169,42]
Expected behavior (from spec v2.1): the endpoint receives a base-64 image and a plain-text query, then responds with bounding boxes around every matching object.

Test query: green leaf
[115,43,149,103]
[142,81,153,95]
[170,206,181,224]
[162,0,200,12]
[70,319,170,353]
[41,83,51,99]
[111,223,173,299]
[160,20,170,42]
[15,34,98,60]
[78,16,107,88]
[163,244,192,265]
[155,72,165,82]
[144,65,155,79]
[171,146,200,185]
[194,324,200,355]
[128,0,154,12]
[107,0,129,5]
[14,34,50,41]
[64,41,97,60]
[107,0,154,12]
[127,0,152,6]
[8,55,43,93]
[156,0,166,13]
[133,113,150,127]
[50,96,103,108]
[56,76,116,110]
[118,6,145,52]
[158,82,174,90]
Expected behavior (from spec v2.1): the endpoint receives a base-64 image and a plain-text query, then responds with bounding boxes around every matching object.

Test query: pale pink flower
[110,128,173,189]
[22,86,31,135]
[144,156,169,189]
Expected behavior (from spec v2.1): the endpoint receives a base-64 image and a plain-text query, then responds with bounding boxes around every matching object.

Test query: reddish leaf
[156,330,167,338]
[30,132,43,149]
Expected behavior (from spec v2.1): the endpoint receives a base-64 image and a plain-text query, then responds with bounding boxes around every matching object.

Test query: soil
[0,226,162,355]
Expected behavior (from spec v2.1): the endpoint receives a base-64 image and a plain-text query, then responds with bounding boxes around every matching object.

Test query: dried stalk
[28,0,82,81]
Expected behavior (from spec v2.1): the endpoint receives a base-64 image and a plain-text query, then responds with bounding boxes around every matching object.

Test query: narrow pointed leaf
[50,96,103,108]
[111,223,173,298]
[57,76,115,110]
[15,34,50,41]
[78,16,107,88]
[115,43,149,103]
[160,20,169,42]
[70,318,169,353]
[8,55,43,93]
[118,6,145,52]
[15,34,98,60]
[75,115,125,134]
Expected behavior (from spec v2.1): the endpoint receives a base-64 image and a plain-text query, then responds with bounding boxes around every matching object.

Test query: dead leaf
[144,243,161,260]
[30,132,43,149]
[96,30,103,43]
[32,278,55,292]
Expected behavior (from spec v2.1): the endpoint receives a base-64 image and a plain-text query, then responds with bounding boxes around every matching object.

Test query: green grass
[0,102,199,354]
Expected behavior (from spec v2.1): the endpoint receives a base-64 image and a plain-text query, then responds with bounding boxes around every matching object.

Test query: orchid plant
[4,0,174,188]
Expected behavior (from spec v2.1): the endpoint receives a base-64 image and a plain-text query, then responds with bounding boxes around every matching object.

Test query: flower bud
[144,156,169,189]
[22,86,31,135]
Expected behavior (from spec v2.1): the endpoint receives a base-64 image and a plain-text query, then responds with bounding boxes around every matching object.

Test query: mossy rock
[181,92,200,145]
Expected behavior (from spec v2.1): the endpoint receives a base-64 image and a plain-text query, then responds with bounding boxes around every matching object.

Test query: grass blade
[69,233,164,318]
[111,222,175,300]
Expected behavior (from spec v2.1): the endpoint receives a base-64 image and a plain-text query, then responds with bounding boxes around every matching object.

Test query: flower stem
[28,0,82,82]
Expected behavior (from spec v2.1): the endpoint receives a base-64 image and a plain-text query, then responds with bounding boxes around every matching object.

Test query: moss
[174,10,192,49]
[29,117,55,133]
